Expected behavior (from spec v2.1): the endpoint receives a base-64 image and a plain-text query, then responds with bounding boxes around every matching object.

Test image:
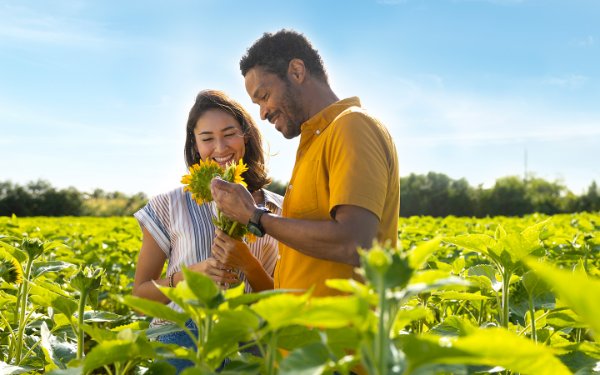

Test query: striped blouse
[134,187,283,324]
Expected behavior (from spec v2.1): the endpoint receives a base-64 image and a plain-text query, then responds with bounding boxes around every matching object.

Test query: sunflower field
[0,213,599,374]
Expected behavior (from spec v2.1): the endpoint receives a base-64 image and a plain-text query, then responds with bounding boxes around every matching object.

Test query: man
[211,29,399,296]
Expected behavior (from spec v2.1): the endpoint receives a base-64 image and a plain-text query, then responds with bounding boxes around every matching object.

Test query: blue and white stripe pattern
[134,186,283,325]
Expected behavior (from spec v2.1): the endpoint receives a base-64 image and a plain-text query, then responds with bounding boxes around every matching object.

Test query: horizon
[1,0,599,197]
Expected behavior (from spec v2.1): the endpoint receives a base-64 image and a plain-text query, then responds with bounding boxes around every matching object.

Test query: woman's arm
[211,229,274,291]
[133,227,241,304]
[132,227,170,304]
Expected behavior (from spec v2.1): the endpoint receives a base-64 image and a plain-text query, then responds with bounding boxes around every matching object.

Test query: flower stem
[501,271,511,328]
[15,257,33,365]
[77,289,88,359]
[228,221,238,237]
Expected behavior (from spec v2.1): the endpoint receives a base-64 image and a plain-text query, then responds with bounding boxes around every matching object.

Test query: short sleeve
[327,111,393,220]
[133,193,172,258]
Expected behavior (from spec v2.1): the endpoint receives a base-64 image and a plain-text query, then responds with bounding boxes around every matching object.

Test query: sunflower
[222,159,248,188]
[0,256,23,284]
[181,159,224,205]
[181,158,253,242]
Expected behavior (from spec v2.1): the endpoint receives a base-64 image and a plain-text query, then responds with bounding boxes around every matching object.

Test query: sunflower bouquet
[181,158,252,240]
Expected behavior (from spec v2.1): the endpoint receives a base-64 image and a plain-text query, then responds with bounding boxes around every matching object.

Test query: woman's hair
[184,89,271,192]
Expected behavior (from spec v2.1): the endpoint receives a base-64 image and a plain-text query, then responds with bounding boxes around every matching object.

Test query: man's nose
[260,105,269,121]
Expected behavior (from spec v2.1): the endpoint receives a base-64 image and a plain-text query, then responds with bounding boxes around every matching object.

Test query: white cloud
[0,3,107,46]
[541,74,588,89]
[574,35,595,47]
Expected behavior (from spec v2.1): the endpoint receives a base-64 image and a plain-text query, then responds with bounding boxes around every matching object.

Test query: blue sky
[1,0,599,197]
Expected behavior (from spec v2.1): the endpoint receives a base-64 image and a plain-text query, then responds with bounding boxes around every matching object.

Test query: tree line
[1,174,598,217]
[400,172,599,217]
[0,180,147,217]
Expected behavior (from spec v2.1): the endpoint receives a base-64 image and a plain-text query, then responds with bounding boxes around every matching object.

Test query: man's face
[244,66,305,139]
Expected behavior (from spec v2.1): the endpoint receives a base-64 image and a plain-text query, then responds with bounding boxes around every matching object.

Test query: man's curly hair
[240,29,328,83]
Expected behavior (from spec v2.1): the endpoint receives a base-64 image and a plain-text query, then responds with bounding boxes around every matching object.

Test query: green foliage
[0,213,599,374]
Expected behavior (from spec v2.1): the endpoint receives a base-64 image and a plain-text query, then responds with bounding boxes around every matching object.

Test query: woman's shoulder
[262,188,283,212]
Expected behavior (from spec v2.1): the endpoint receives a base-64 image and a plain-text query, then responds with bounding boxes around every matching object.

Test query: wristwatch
[247,206,270,237]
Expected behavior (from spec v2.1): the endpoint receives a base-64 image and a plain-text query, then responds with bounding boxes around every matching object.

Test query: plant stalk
[14,257,33,364]
[501,270,511,328]
[77,289,89,359]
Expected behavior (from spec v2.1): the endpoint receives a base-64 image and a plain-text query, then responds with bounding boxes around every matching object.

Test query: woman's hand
[188,257,239,285]
[211,229,254,272]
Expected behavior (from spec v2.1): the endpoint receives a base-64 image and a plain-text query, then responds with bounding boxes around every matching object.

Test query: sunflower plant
[181,158,252,240]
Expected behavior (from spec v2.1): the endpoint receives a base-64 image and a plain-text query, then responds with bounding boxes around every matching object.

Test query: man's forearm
[260,206,379,267]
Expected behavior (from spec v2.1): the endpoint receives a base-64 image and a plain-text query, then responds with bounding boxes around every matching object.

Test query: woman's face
[194,109,246,168]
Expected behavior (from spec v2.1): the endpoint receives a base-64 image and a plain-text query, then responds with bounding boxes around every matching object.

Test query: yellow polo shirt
[274,97,400,296]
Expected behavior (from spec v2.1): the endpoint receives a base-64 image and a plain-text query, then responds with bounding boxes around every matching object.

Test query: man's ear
[288,58,306,83]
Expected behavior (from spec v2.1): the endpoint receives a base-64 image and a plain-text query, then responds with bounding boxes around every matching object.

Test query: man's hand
[211,177,256,224]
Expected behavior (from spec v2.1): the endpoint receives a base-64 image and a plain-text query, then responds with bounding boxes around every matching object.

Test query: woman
[132,90,282,372]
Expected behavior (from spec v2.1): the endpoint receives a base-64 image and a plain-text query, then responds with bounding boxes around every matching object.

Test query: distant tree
[578,181,600,212]
[265,179,287,196]
[484,176,532,216]
[525,177,566,215]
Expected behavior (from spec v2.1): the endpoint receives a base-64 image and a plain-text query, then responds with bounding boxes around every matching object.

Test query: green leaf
[408,237,442,270]
[40,322,77,370]
[467,264,502,292]
[0,361,32,374]
[392,306,429,336]
[204,308,261,366]
[31,261,75,278]
[116,295,189,326]
[251,293,310,331]
[277,325,321,351]
[435,291,489,301]
[82,336,155,372]
[227,288,296,309]
[402,327,572,375]
[144,361,177,375]
[182,268,222,308]
[525,259,600,340]
[82,310,123,323]
[361,243,413,290]
[279,342,330,375]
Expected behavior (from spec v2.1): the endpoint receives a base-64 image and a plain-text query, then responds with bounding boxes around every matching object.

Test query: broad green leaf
[40,321,76,370]
[279,342,330,375]
[29,285,77,318]
[428,316,478,337]
[31,261,75,278]
[402,328,572,375]
[467,264,502,293]
[0,361,32,374]
[435,291,489,301]
[293,296,368,328]
[276,325,321,351]
[392,306,429,336]
[144,361,177,375]
[182,268,222,308]
[408,237,442,270]
[325,279,378,305]
[251,293,310,330]
[116,295,189,326]
[82,337,155,372]
[522,271,551,300]
[525,259,600,340]
[546,309,587,329]
[204,308,261,365]
[227,288,296,309]
[83,310,123,323]
[444,234,497,259]
[47,368,83,375]
[361,243,413,289]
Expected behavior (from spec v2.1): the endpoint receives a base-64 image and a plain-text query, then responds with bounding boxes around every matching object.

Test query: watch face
[248,222,264,237]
